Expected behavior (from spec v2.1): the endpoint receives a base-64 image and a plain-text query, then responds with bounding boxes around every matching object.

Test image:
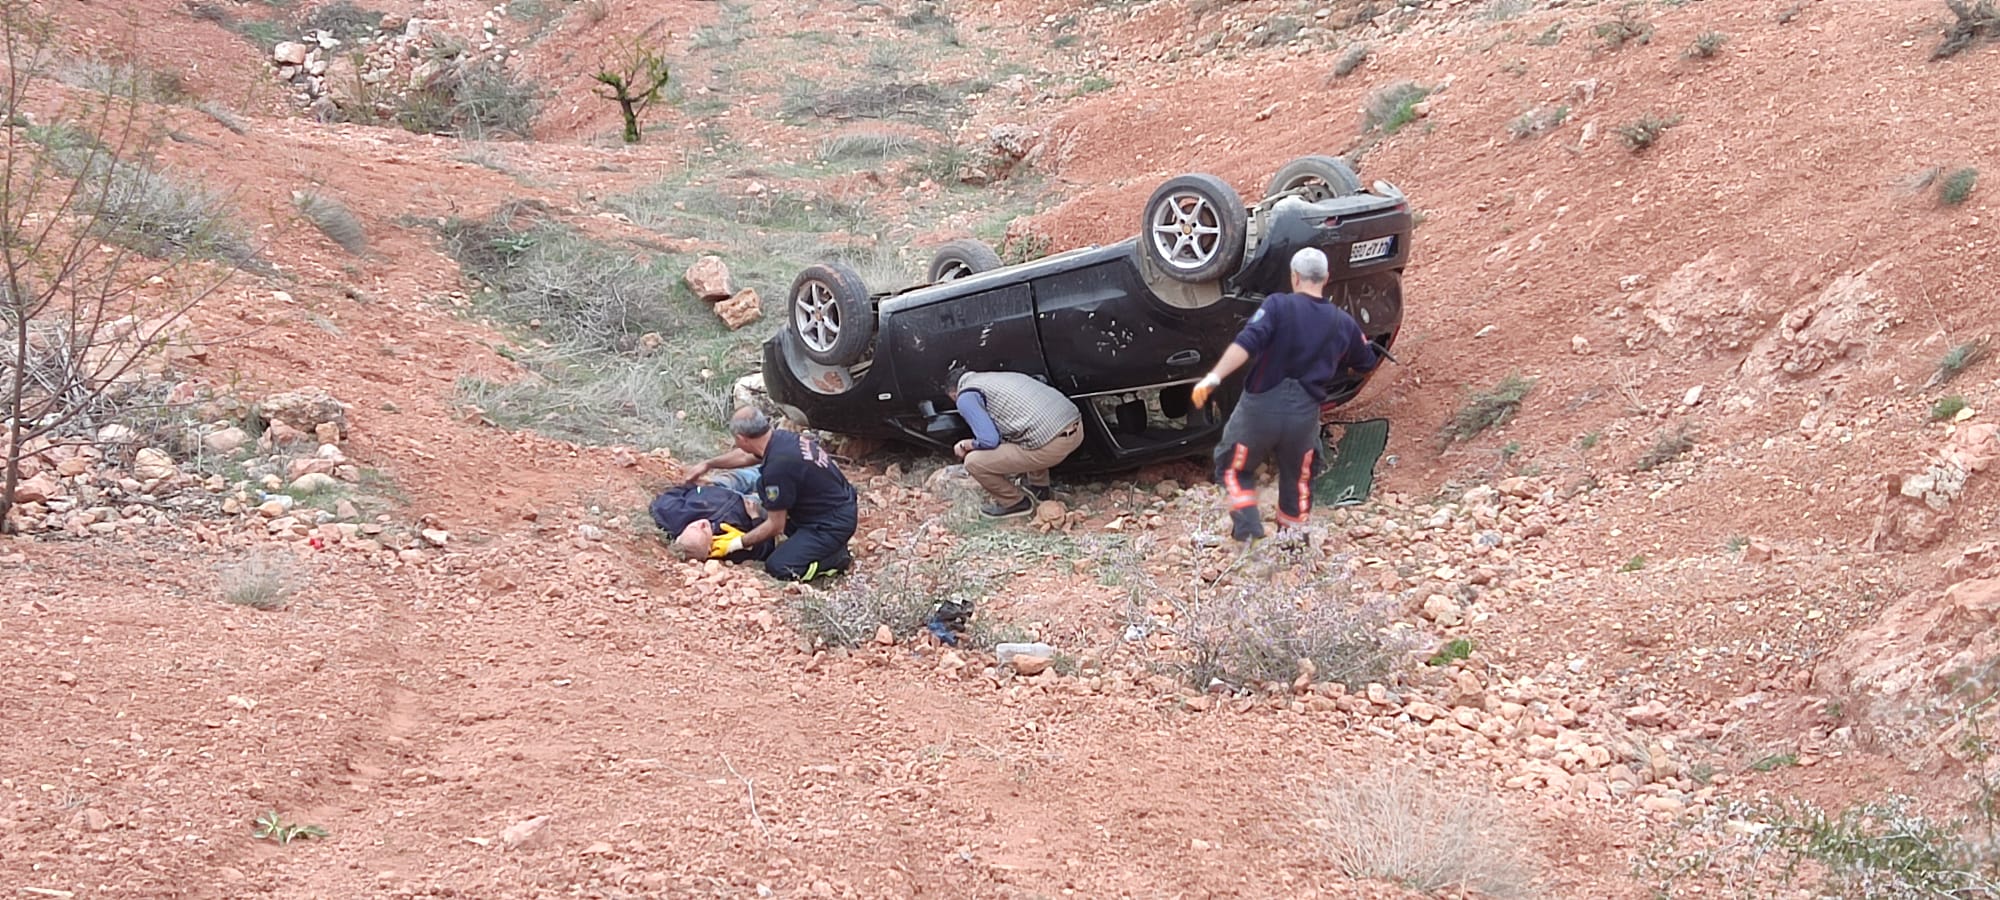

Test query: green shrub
[1934,341,1988,385]
[1362,81,1432,135]
[1616,113,1683,151]
[1595,5,1654,49]
[1635,426,1696,471]
[1934,0,2000,60]
[1427,638,1474,666]
[395,61,542,139]
[1446,374,1535,442]
[1507,104,1568,139]
[815,131,924,164]
[1763,796,1997,896]
[301,0,383,41]
[1687,30,1729,58]
[1940,167,1978,205]
[1932,395,1969,421]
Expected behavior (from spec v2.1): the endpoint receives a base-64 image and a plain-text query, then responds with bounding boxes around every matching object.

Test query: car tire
[787,262,874,367]
[926,238,1003,283]
[1266,155,1363,202]
[1140,173,1248,284]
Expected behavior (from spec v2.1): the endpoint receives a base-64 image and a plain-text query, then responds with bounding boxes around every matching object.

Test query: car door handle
[1165,349,1202,366]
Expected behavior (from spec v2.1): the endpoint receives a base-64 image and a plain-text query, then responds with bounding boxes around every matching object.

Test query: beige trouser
[964,424,1084,505]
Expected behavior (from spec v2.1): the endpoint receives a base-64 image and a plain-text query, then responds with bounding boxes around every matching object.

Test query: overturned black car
[758,155,1412,472]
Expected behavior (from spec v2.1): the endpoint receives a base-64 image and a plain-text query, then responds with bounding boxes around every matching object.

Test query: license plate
[1348,236,1395,263]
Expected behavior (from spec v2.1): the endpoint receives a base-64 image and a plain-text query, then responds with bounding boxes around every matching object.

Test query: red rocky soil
[4,0,1999,896]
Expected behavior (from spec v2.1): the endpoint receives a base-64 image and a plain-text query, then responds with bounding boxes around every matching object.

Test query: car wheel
[1140,173,1248,284]
[1265,155,1362,202]
[787,262,874,367]
[926,238,1003,283]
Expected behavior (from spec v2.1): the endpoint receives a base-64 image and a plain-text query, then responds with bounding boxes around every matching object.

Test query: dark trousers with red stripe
[1212,379,1318,541]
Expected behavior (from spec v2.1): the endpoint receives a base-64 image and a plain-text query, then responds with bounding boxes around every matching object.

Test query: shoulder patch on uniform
[764,486,780,501]
[1250,308,1267,323]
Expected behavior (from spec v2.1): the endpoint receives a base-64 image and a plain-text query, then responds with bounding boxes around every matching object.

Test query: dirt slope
[4,0,1999,897]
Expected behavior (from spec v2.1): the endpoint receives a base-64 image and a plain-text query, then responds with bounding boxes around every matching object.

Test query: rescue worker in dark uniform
[1191,247,1379,543]
[683,408,857,580]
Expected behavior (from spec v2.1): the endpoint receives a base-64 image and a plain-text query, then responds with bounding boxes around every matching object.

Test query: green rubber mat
[1313,418,1391,508]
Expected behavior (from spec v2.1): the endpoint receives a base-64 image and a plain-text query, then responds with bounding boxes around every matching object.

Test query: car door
[880,283,1048,404]
[1031,256,1247,396]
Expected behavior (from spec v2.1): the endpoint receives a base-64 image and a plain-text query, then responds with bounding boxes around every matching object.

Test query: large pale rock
[290,472,341,494]
[203,427,251,456]
[1741,263,1894,383]
[499,815,551,850]
[259,388,348,439]
[684,256,735,302]
[1867,426,2000,550]
[132,448,178,482]
[1421,594,1465,627]
[13,473,60,503]
[1825,576,2000,701]
[273,42,310,66]
[715,288,761,330]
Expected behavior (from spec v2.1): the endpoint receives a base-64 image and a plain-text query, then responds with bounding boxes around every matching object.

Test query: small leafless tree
[592,39,673,144]
[1,2,241,532]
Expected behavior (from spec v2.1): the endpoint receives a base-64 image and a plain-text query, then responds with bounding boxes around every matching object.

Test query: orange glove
[1190,373,1222,409]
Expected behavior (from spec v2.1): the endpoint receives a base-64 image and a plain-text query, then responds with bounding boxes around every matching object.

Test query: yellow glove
[1190,373,1222,409]
[708,524,747,559]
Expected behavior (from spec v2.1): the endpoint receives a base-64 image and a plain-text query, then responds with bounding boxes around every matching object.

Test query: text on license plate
[1348,236,1395,263]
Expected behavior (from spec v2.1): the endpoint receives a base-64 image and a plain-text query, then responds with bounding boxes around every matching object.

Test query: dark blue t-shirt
[759,429,853,522]
[1233,291,1379,402]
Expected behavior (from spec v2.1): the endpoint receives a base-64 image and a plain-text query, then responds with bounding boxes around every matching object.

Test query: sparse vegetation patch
[1616,113,1683,151]
[218,552,299,610]
[1687,30,1729,58]
[1934,0,2000,60]
[1303,768,1534,897]
[1939,167,1979,205]
[1446,374,1535,442]
[1932,395,1969,421]
[1173,566,1405,691]
[1594,5,1655,50]
[254,810,329,844]
[1330,43,1371,78]
[301,0,384,42]
[1933,340,1989,386]
[1635,426,1696,471]
[437,202,745,456]
[1362,81,1432,135]
[292,190,368,255]
[780,78,966,127]
[816,131,926,164]
[1507,104,1568,139]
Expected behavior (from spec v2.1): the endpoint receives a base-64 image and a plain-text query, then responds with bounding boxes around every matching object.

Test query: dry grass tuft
[292,190,368,255]
[218,551,300,610]
[1303,768,1535,897]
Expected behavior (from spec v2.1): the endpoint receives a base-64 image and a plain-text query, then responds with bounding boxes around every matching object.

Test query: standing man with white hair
[1190,247,1380,544]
